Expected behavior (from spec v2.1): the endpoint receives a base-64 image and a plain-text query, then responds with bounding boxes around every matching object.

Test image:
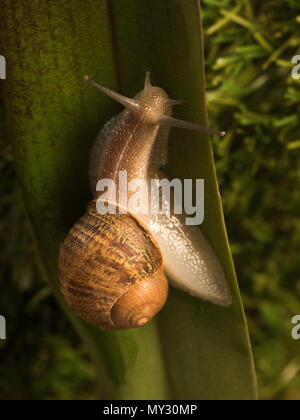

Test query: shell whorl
[58,201,168,330]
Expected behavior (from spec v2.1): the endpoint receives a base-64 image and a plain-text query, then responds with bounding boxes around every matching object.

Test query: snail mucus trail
[58,72,231,331]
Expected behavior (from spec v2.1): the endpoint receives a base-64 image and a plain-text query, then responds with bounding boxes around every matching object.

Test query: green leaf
[0,0,257,399]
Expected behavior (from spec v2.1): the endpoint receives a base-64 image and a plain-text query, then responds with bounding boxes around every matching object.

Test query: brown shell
[58,200,168,330]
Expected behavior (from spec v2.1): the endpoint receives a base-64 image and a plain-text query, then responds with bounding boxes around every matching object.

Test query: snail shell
[58,201,168,330]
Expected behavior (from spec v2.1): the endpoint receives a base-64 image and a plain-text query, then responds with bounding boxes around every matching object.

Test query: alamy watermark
[292,55,300,80]
[95,171,204,226]
[291,315,300,340]
[0,315,6,339]
[0,55,6,80]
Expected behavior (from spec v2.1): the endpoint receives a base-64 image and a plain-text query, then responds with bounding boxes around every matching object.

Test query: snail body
[58,73,231,331]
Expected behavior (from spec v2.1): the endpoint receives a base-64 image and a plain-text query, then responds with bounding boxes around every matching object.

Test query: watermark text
[0,55,6,80]
[95,171,204,226]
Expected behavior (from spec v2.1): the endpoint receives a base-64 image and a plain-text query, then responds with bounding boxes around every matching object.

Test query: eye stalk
[84,75,139,112]
[158,115,226,137]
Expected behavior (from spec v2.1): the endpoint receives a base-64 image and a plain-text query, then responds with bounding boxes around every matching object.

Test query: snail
[58,72,232,331]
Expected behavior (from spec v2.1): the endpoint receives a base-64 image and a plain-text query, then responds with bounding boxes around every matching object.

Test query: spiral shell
[58,200,168,330]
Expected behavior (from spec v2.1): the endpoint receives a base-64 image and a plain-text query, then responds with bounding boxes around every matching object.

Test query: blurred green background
[0,0,299,400]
